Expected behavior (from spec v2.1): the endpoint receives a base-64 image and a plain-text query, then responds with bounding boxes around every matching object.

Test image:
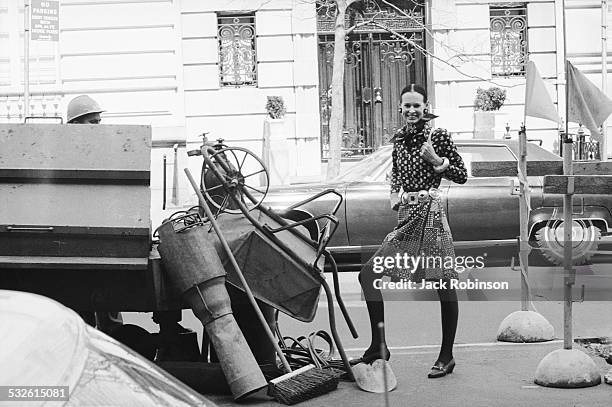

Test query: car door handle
[510,179,521,195]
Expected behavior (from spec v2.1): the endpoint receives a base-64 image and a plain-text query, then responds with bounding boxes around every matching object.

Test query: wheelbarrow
[186,137,358,378]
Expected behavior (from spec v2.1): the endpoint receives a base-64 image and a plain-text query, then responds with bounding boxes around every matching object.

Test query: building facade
[430,0,611,155]
[0,0,610,213]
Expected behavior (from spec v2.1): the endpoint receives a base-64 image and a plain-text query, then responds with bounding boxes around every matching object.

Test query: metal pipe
[162,154,167,210]
[320,276,355,381]
[24,0,30,117]
[425,0,436,119]
[563,137,573,350]
[324,251,358,339]
[379,322,390,407]
[555,0,564,137]
[518,126,529,311]
[602,0,608,160]
[172,143,179,205]
[562,0,574,351]
[563,0,569,145]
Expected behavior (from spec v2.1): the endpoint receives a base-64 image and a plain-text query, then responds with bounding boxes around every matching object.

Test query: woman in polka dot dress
[354,84,468,379]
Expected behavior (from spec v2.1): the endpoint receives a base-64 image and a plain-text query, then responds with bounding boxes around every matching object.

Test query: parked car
[262,140,611,269]
[0,290,217,407]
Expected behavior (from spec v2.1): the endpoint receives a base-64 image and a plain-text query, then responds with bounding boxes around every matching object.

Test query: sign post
[24,0,30,117]
[24,0,59,119]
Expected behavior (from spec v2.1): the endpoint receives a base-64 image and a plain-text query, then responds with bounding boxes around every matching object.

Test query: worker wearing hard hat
[66,95,104,124]
[66,95,122,334]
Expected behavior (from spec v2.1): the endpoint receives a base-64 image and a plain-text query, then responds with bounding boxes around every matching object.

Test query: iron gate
[317,1,426,159]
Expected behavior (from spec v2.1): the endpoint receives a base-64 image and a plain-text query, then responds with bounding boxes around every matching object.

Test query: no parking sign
[31,0,59,41]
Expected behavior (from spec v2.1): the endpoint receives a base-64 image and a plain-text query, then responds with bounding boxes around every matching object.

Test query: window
[490,3,528,77]
[333,145,395,182]
[217,14,257,87]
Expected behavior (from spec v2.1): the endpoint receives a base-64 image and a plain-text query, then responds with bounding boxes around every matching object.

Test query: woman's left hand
[420,142,443,166]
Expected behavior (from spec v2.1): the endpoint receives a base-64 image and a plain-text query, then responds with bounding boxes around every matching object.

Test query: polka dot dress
[362,121,467,282]
[389,122,467,192]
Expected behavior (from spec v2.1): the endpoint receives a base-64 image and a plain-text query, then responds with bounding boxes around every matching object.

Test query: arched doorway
[317,0,427,159]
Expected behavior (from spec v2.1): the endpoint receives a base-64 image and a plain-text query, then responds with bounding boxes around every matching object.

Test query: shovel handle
[379,322,390,407]
[184,168,293,373]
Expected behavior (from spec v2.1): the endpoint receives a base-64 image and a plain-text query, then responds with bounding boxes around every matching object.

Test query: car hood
[0,290,215,406]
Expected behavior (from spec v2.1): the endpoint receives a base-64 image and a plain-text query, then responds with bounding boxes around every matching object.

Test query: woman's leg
[358,268,389,360]
[436,286,458,364]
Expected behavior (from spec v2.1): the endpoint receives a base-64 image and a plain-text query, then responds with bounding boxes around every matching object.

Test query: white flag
[567,60,612,140]
[524,61,560,124]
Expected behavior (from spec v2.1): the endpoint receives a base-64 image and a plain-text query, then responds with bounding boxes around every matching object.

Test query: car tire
[534,220,601,266]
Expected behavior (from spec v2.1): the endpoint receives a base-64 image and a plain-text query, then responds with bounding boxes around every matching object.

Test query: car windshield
[332,146,393,182]
[332,143,517,183]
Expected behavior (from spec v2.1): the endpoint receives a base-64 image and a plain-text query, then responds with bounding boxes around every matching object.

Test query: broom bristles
[267,364,340,405]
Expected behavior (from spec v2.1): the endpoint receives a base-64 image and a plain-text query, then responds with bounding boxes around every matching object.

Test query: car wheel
[534,220,601,266]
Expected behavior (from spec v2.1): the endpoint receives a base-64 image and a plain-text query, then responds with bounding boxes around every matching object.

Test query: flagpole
[563,0,569,144]
[561,0,574,351]
[522,73,528,313]
[519,120,528,312]
[602,0,608,161]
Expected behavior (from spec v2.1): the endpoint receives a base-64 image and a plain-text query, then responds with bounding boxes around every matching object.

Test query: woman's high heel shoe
[349,346,390,365]
[427,358,455,378]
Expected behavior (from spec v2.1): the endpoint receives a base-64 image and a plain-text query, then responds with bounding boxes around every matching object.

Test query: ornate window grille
[316,0,424,34]
[490,4,528,76]
[217,14,257,87]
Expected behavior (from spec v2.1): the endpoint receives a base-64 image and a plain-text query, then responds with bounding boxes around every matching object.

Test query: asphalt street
[125,266,612,349]
[205,341,612,407]
[123,261,612,406]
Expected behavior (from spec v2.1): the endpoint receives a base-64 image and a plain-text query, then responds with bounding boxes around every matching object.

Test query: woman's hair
[400,84,427,101]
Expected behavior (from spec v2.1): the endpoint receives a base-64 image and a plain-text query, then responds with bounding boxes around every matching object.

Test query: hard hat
[66,95,104,123]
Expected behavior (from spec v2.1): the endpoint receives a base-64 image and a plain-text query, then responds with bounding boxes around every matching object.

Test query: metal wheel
[534,219,601,265]
[200,147,269,214]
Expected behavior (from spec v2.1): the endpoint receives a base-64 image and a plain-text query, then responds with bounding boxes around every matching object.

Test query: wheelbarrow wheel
[200,147,270,214]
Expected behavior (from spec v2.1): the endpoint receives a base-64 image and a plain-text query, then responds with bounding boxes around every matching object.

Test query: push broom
[185,168,339,405]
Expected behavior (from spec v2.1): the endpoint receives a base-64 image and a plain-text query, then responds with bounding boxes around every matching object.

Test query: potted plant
[265,96,286,120]
[263,96,290,184]
[473,87,507,139]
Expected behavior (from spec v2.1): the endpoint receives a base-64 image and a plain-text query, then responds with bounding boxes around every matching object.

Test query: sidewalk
[206,341,612,407]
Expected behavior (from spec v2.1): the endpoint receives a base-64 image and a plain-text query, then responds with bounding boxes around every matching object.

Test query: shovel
[352,323,396,400]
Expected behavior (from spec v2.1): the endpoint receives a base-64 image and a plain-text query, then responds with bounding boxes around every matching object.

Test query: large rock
[497,310,555,342]
[535,349,601,388]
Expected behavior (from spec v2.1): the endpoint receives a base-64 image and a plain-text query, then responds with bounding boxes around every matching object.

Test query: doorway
[317,1,427,159]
